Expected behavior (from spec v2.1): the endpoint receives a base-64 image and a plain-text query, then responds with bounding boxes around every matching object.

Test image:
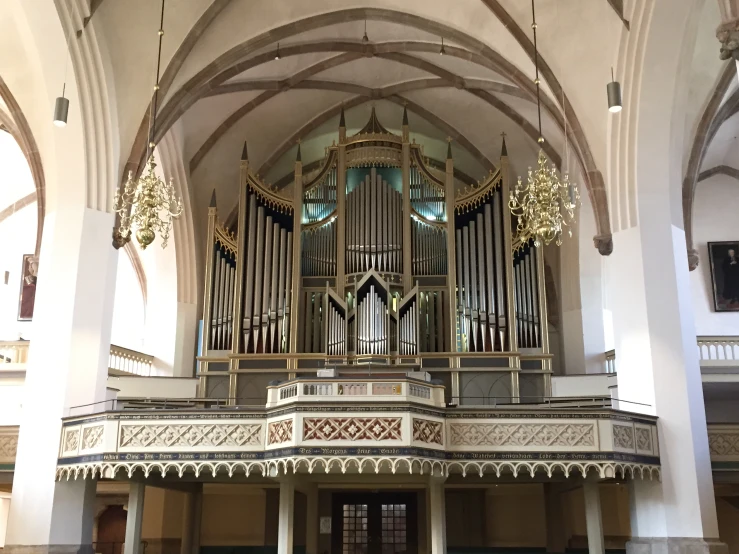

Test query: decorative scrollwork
[56,457,661,482]
[455,169,503,214]
[245,174,294,214]
[215,223,237,256]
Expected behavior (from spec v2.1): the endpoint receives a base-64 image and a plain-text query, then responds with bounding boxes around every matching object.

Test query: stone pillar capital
[717,17,739,60]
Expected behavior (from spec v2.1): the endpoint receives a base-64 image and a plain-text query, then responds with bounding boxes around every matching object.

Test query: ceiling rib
[189,50,556,176]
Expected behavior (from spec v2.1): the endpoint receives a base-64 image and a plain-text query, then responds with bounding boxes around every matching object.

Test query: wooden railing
[697,336,739,367]
[108,345,154,376]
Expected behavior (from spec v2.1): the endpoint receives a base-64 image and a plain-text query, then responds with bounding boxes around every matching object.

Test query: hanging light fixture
[607,67,622,113]
[508,0,579,247]
[114,0,182,249]
[362,20,369,43]
[53,32,71,127]
[53,87,69,128]
[439,37,446,55]
[275,42,281,60]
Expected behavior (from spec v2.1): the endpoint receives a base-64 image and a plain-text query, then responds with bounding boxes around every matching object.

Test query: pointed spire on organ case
[209,189,217,208]
[241,141,248,161]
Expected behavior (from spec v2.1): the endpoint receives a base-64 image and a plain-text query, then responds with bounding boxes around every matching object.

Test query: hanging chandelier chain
[531,0,542,142]
[508,0,580,248]
[114,0,182,250]
[147,0,166,158]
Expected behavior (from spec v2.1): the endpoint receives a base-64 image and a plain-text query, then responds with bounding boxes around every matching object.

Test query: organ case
[199,108,552,404]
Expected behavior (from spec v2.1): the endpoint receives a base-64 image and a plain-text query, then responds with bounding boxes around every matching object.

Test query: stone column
[583,481,604,554]
[180,492,195,554]
[278,479,295,554]
[305,486,319,554]
[4,206,118,554]
[543,484,566,554]
[124,483,146,554]
[428,477,447,554]
[191,486,203,554]
[0,494,12,548]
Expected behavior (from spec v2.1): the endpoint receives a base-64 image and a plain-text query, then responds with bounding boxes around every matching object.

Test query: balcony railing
[0,341,153,376]
[603,336,739,375]
[108,344,153,376]
[0,341,29,369]
[604,349,616,374]
[698,336,739,367]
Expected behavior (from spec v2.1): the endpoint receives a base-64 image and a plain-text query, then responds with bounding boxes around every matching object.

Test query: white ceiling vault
[89,0,631,245]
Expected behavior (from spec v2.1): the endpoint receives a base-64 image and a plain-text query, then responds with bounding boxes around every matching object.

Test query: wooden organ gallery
[199,108,551,404]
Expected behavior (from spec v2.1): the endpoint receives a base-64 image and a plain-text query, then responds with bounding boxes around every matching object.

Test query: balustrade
[266,377,445,407]
[0,341,28,368]
[697,336,739,366]
[108,344,154,376]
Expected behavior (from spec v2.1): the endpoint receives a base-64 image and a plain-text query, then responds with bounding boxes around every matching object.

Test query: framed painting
[18,254,38,321]
[708,241,739,312]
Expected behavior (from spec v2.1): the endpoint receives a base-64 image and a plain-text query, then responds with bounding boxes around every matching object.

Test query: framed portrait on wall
[708,241,739,312]
[17,254,38,321]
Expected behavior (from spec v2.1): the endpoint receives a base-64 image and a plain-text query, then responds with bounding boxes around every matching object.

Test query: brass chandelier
[114,0,182,249]
[509,0,579,247]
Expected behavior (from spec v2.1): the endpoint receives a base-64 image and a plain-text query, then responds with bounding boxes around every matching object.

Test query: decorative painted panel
[0,434,18,462]
[448,423,595,448]
[119,423,262,448]
[303,417,402,441]
[268,420,293,445]
[412,419,443,445]
[612,424,635,450]
[709,429,739,457]
[82,425,104,450]
[634,425,653,454]
[62,428,80,456]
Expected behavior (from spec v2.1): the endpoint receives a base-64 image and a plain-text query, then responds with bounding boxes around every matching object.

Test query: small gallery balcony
[53,374,660,483]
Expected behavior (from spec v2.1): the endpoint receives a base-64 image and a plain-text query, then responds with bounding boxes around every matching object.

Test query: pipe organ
[200,107,552,403]
[346,168,403,274]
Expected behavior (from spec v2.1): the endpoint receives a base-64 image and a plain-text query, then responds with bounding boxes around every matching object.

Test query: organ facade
[199,108,551,405]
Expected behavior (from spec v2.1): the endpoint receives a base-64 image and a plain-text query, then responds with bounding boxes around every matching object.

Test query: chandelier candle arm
[113,0,183,250]
[508,0,580,247]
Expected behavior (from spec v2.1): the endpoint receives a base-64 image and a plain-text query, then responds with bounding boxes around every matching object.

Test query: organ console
[199,107,552,405]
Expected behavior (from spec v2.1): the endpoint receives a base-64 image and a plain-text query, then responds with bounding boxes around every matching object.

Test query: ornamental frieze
[412,419,443,445]
[119,423,262,448]
[303,417,402,441]
[448,422,595,448]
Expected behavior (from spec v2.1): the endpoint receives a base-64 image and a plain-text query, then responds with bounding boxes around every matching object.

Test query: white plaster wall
[0,132,37,341]
[0,376,24,426]
[690,174,739,335]
[551,374,612,398]
[705,398,739,423]
[0,494,10,548]
[107,375,198,398]
[110,250,146,351]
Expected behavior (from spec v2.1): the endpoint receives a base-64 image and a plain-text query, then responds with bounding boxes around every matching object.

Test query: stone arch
[0,77,45,256]
[121,7,612,252]
[681,61,736,270]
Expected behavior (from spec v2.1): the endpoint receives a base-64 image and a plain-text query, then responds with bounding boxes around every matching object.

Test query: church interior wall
[0,133,37,342]
[689,173,739,336]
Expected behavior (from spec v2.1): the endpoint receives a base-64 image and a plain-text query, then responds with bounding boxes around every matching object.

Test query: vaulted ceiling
[85,0,638,246]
